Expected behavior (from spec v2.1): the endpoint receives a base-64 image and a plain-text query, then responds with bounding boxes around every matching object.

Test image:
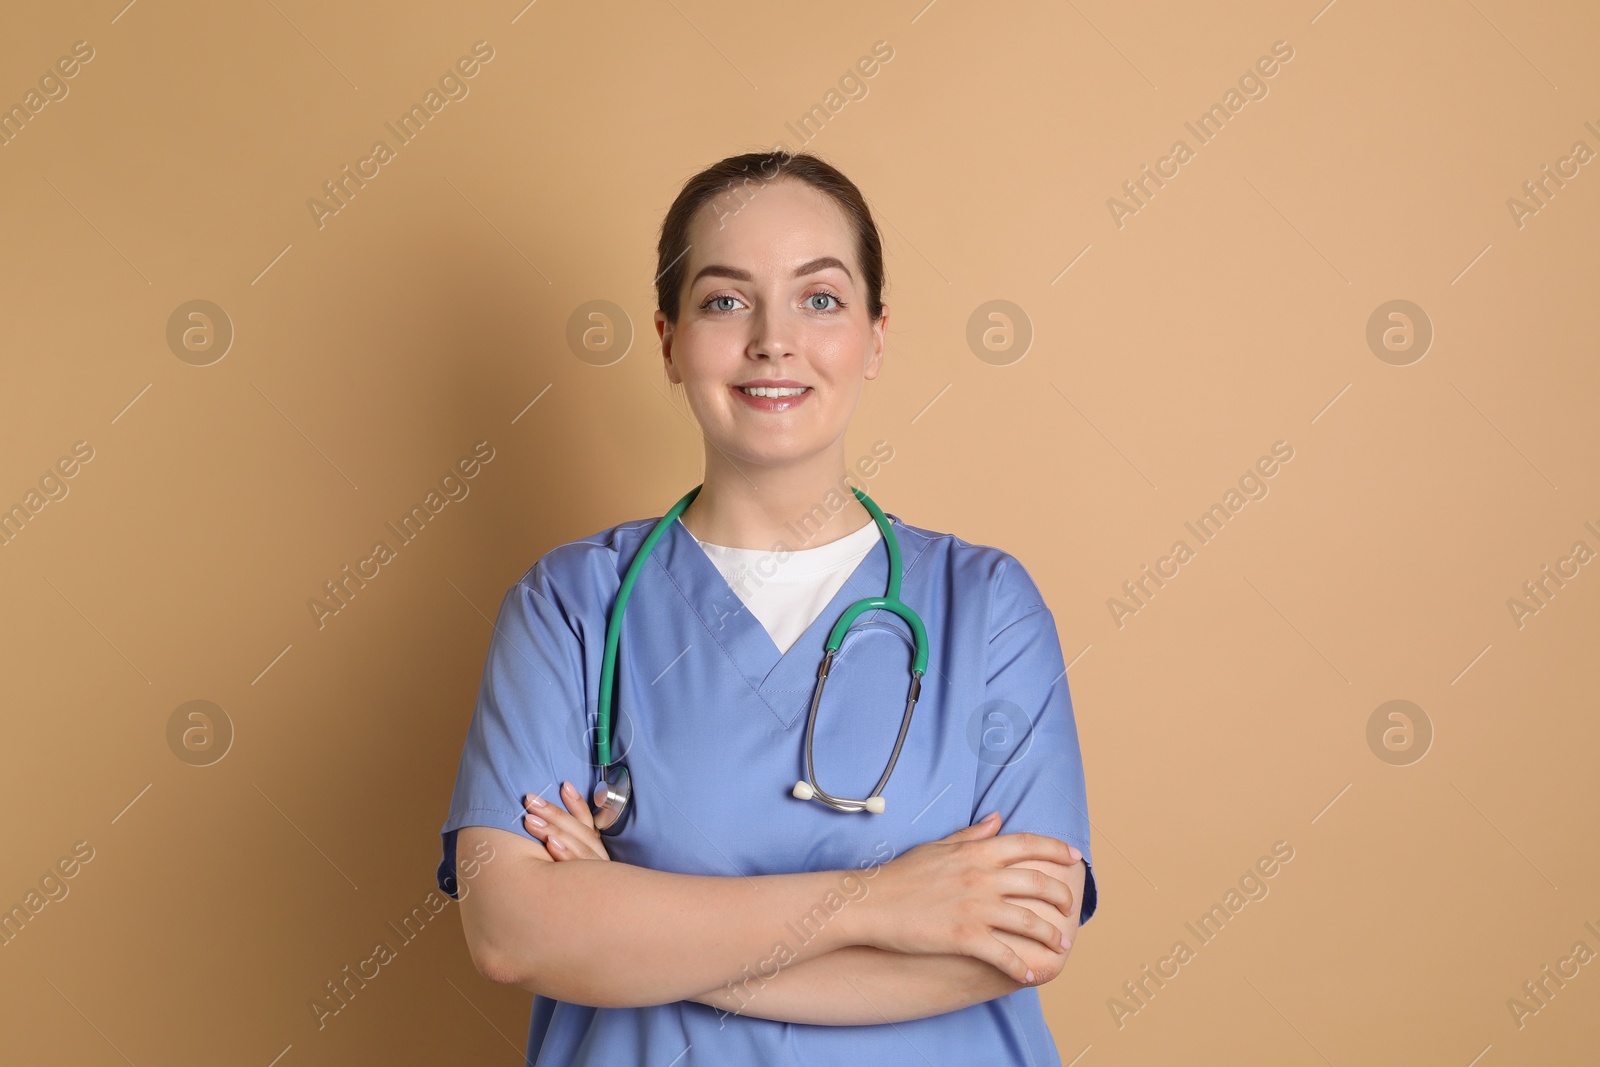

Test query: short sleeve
[436,572,592,899]
[970,558,1098,925]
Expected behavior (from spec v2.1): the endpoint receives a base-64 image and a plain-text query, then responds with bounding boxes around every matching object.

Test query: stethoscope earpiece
[791,780,888,813]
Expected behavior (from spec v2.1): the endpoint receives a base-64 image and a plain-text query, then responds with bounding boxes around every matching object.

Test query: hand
[521,781,611,861]
[849,813,1080,986]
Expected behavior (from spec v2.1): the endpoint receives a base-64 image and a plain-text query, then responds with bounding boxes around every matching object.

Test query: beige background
[2,1,1596,1064]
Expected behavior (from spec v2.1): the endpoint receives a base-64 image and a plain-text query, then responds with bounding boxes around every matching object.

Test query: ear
[655,310,679,384]
[863,304,888,381]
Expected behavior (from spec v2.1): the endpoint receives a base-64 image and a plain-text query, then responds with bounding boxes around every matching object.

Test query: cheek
[675,348,742,395]
[799,332,862,376]
[677,322,747,366]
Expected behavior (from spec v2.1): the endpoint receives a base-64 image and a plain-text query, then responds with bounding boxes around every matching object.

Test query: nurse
[437,149,1099,1065]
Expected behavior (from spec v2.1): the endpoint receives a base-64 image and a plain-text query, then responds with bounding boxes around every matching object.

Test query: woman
[437,150,1098,1065]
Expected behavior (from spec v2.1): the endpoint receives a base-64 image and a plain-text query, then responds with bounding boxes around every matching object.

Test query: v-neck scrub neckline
[656,510,898,723]
[684,516,884,656]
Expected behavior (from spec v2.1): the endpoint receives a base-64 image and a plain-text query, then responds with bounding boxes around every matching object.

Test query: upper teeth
[742,386,807,397]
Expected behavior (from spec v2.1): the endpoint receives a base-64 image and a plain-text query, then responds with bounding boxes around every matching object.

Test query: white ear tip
[792,780,815,800]
[865,796,886,814]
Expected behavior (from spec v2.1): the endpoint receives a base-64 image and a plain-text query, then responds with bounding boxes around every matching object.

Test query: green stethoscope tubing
[594,483,928,822]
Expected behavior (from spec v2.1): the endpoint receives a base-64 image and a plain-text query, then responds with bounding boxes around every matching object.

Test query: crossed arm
[682,857,1086,1026]
[455,788,1085,1026]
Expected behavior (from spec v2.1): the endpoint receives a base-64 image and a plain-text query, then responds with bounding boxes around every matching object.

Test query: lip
[731,381,812,413]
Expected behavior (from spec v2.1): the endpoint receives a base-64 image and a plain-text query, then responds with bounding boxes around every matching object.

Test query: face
[656,177,886,471]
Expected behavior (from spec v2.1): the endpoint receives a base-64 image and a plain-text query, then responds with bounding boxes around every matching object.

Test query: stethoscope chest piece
[593,764,631,834]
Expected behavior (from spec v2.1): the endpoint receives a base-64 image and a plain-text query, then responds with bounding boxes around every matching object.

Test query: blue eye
[698,291,848,314]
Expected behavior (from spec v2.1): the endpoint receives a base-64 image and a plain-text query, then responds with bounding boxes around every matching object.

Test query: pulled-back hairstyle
[654,150,886,326]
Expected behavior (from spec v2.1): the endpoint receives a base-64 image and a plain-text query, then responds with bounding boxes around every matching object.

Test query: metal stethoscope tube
[791,647,923,813]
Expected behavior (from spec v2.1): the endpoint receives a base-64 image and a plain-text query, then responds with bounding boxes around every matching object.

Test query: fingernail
[1068,845,1081,862]
[983,812,999,823]
[525,813,547,829]
[528,793,546,808]
[548,835,564,851]
[1024,968,1035,983]
[1061,934,1072,950]
[561,781,575,795]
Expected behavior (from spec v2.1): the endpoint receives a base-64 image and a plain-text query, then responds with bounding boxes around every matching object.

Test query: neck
[679,447,875,551]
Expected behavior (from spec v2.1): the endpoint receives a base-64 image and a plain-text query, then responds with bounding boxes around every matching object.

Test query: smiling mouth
[736,386,811,397]
[731,384,814,412]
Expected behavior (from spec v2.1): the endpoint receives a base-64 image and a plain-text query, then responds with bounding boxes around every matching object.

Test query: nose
[746,301,796,362]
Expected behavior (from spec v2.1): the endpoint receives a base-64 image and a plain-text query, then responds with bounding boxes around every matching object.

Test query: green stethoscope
[591,484,930,834]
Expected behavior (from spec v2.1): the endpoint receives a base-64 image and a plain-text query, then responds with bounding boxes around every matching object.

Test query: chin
[721,437,825,466]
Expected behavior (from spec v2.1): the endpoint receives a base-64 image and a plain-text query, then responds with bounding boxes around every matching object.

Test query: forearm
[466,849,865,1009]
[686,945,1025,1025]
[684,861,1084,1026]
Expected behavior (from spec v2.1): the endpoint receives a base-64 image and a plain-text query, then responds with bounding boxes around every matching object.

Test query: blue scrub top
[437,510,1098,1066]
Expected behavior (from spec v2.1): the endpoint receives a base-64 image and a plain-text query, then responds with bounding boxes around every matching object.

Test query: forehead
[684,177,857,281]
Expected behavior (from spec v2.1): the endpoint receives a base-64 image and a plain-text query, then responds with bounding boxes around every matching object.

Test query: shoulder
[510,516,658,603]
[491,518,661,651]
[891,516,1050,627]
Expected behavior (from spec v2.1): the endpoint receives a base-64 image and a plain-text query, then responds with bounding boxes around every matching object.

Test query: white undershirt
[686,516,883,655]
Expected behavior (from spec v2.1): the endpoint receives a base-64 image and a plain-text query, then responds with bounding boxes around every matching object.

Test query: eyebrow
[689,256,854,287]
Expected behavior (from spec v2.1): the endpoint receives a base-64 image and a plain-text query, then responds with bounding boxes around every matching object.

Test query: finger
[994,866,1074,915]
[993,831,1081,866]
[525,793,611,861]
[522,796,587,854]
[940,812,1001,842]
[522,793,564,829]
[524,813,596,860]
[977,934,1036,986]
[538,831,586,861]
[526,793,581,832]
[989,901,1071,955]
[560,781,598,830]
[521,810,554,846]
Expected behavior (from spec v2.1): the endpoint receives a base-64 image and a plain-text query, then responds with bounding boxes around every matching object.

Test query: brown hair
[654,150,886,326]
